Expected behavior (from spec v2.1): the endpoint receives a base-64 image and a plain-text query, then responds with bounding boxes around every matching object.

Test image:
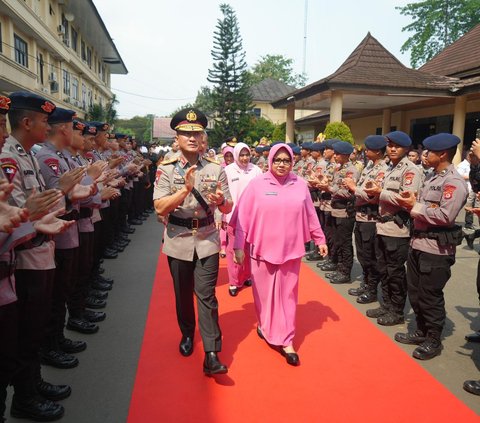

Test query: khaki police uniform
[154,154,231,352]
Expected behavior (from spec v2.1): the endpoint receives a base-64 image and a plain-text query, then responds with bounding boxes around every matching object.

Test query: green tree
[243,117,276,144]
[247,54,307,88]
[115,115,151,140]
[272,123,287,142]
[86,103,105,122]
[207,4,252,145]
[105,94,119,125]
[324,121,354,144]
[397,0,480,68]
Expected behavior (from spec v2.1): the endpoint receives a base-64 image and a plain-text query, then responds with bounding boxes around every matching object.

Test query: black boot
[394,330,426,345]
[356,291,377,304]
[348,285,366,296]
[36,379,71,401]
[10,395,64,421]
[413,332,442,360]
[203,352,228,375]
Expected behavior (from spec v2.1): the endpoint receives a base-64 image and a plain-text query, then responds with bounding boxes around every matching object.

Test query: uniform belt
[356,204,379,216]
[0,260,16,279]
[378,215,394,223]
[59,209,79,221]
[15,234,51,251]
[168,214,214,230]
[79,208,93,218]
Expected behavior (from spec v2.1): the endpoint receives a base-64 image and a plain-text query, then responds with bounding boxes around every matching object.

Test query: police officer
[324,141,359,284]
[363,131,422,326]
[345,135,388,303]
[154,108,232,375]
[394,133,467,360]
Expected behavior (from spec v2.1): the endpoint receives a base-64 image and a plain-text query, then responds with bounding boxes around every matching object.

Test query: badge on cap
[41,101,56,113]
[186,110,197,122]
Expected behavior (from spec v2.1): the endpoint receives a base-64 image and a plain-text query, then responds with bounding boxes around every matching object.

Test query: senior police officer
[344,135,388,303]
[363,131,422,326]
[154,108,232,375]
[394,133,467,360]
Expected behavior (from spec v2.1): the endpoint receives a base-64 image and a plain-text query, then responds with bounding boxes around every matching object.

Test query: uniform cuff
[410,202,425,218]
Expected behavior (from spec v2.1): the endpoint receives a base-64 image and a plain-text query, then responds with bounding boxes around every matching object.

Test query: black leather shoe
[243,279,252,287]
[366,306,389,318]
[319,262,337,271]
[67,318,99,334]
[465,332,480,343]
[306,252,322,261]
[465,233,475,249]
[102,249,118,259]
[377,312,404,326]
[128,219,143,225]
[36,379,72,401]
[88,289,108,300]
[348,286,366,296]
[10,396,64,421]
[463,380,480,396]
[121,227,136,234]
[96,275,114,284]
[228,286,239,297]
[85,296,107,309]
[40,349,79,369]
[111,243,125,252]
[256,326,264,340]
[179,336,193,357]
[281,349,300,366]
[325,272,339,279]
[90,280,112,291]
[97,267,105,274]
[203,352,228,375]
[413,338,442,360]
[357,291,377,304]
[115,239,129,247]
[394,330,426,345]
[83,309,106,322]
[330,273,351,284]
[58,338,87,354]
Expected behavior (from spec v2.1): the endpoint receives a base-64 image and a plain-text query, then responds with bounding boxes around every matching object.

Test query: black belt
[0,260,16,279]
[356,205,379,216]
[168,215,214,230]
[79,208,93,218]
[15,234,50,251]
[378,215,394,223]
[59,209,79,221]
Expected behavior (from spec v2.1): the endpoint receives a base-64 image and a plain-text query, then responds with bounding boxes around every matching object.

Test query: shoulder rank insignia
[0,157,19,183]
[204,157,220,165]
[160,157,179,166]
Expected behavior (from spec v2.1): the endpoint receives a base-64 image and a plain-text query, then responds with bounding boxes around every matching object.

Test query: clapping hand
[68,183,96,201]
[363,180,381,197]
[0,193,29,233]
[25,189,63,221]
[33,208,76,235]
[58,167,85,194]
[184,165,197,193]
[396,191,416,210]
[207,182,225,206]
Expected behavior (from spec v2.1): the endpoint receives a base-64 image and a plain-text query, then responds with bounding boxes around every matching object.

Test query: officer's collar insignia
[15,144,25,154]
[186,110,197,122]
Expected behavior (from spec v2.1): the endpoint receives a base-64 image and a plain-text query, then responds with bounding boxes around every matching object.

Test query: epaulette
[160,157,179,166]
[205,157,220,165]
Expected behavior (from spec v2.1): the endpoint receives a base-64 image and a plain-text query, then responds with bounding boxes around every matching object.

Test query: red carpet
[127,254,478,423]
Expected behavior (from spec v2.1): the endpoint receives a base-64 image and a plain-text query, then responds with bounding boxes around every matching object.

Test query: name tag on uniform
[23,170,34,175]
[231,177,239,182]
[265,191,278,196]
[173,178,185,184]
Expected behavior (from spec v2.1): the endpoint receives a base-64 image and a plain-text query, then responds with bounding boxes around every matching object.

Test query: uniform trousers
[323,211,337,263]
[333,216,355,276]
[0,301,18,417]
[47,248,79,346]
[92,220,104,273]
[376,235,409,315]
[167,252,222,352]
[68,231,94,318]
[476,258,480,303]
[354,221,380,289]
[12,269,55,398]
[406,248,455,336]
[251,257,302,347]
[100,207,114,251]
[226,225,251,287]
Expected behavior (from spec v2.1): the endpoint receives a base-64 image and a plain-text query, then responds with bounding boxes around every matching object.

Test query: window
[87,89,93,107]
[82,83,87,110]
[0,22,2,53]
[72,77,78,100]
[14,34,28,67]
[86,47,92,68]
[81,40,86,61]
[38,53,44,84]
[253,108,261,118]
[49,3,54,15]
[61,14,69,46]
[62,69,70,96]
[71,27,78,52]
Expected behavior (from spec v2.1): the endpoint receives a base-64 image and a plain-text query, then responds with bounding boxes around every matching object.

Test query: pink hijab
[232,142,253,172]
[222,146,234,167]
[267,143,295,185]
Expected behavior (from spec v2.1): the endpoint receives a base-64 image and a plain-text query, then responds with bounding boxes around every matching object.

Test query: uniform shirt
[330,162,360,218]
[153,154,231,261]
[410,164,467,255]
[319,160,337,212]
[377,156,422,238]
[0,136,55,270]
[354,159,388,222]
[256,156,267,172]
[36,142,79,249]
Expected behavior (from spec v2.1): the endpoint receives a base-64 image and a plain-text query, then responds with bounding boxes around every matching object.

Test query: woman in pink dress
[224,142,263,296]
[230,143,328,366]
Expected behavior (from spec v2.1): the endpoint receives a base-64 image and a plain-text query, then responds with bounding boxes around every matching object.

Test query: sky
[93,0,415,119]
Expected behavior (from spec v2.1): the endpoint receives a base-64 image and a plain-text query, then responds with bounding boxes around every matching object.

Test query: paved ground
[5,213,480,421]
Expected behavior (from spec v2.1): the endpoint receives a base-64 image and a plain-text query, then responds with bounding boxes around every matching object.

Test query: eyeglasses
[272,158,292,165]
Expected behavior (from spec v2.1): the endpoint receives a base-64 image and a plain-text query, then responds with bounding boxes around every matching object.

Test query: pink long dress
[224,143,263,287]
[230,144,326,347]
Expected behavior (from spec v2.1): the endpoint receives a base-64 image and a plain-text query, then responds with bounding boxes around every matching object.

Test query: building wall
[254,102,316,125]
[0,0,114,117]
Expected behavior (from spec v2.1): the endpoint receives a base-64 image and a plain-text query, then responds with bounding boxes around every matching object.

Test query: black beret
[364,135,387,150]
[310,142,325,152]
[385,131,412,147]
[170,108,207,132]
[255,146,264,153]
[9,91,56,115]
[423,133,460,151]
[324,139,341,149]
[115,133,128,139]
[90,121,110,132]
[83,123,97,136]
[0,96,11,115]
[333,141,354,155]
[48,107,75,124]
[73,120,86,132]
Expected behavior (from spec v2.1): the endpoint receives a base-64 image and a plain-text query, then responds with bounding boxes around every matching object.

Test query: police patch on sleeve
[44,158,60,176]
[155,168,163,184]
[0,157,18,183]
[404,172,415,186]
[443,184,456,200]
